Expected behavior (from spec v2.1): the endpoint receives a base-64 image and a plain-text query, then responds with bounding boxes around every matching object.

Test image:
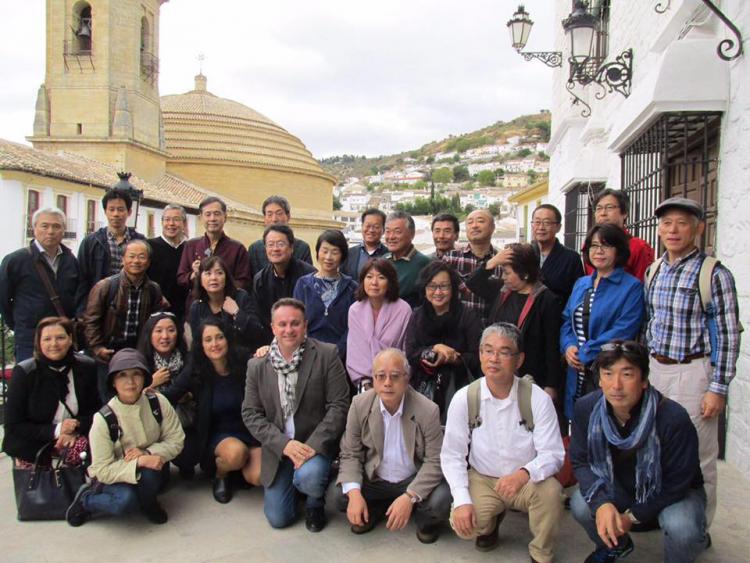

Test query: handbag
[12,442,87,521]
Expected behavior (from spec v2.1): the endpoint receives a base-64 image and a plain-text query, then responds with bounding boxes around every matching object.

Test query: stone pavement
[0,454,748,563]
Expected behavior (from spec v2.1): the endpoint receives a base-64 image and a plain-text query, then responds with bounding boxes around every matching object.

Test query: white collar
[379,395,405,417]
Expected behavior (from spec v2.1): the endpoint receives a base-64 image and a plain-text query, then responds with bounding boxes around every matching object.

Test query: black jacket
[0,242,79,347]
[252,258,317,344]
[76,227,145,315]
[534,240,584,306]
[2,354,100,462]
[342,242,388,279]
[147,237,188,322]
[187,288,263,352]
[466,269,564,390]
[248,238,312,279]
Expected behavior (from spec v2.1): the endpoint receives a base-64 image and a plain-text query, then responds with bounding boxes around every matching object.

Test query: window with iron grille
[563,182,603,250]
[86,200,96,234]
[620,112,721,255]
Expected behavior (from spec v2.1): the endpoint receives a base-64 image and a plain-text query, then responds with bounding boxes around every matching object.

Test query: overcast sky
[0,0,556,159]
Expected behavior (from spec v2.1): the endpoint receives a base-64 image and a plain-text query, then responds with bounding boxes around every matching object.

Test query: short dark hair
[582,223,631,269]
[418,260,461,309]
[361,208,386,226]
[532,204,562,224]
[431,213,460,234]
[593,188,629,216]
[262,195,291,215]
[199,196,227,213]
[263,224,295,246]
[136,312,185,371]
[102,188,133,211]
[34,316,75,360]
[355,258,400,302]
[315,229,348,263]
[504,243,540,283]
[592,340,650,382]
[271,297,306,319]
[193,255,238,301]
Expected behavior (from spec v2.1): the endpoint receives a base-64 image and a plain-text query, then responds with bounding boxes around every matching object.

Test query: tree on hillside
[527,169,539,184]
[426,155,435,164]
[517,148,532,158]
[413,180,428,190]
[333,196,342,210]
[477,170,496,186]
[370,166,379,175]
[432,167,454,184]
[453,165,470,182]
[488,203,502,218]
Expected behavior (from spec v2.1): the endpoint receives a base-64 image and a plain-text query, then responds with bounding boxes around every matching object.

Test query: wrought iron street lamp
[507,5,562,68]
[111,172,144,229]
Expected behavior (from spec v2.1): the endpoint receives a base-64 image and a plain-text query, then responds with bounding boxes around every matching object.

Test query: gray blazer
[242,338,350,487]
[337,387,444,500]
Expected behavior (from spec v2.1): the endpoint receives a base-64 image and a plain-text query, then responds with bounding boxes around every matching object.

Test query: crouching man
[570,340,707,563]
[337,348,451,543]
[441,322,564,562]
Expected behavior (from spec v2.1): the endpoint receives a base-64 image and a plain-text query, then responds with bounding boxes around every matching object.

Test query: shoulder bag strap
[27,248,66,318]
[517,375,535,432]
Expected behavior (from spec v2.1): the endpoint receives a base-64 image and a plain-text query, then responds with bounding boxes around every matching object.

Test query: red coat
[583,231,654,281]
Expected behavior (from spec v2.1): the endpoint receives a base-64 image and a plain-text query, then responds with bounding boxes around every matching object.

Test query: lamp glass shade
[507,6,533,50]
[562,1,598,61]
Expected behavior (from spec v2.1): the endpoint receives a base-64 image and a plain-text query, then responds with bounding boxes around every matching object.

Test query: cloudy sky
[0,0,556,158]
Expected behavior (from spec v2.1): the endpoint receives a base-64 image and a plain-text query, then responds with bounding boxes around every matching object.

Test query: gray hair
[162,204,186,222]
[372,348,410,375]
[124,238,152,257]
[480,322,523,351]
[386,210,415,233]
[262,195,291,215]
[32,207,66,228]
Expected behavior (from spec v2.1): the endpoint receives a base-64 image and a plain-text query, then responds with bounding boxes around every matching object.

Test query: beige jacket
[337,387,445,500]
[88,392,184,485]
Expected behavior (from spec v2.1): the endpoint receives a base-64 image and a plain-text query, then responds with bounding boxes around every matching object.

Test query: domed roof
[160,74,332,180]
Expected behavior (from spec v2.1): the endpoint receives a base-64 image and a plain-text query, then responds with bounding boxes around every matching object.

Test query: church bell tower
[29,0,169,182]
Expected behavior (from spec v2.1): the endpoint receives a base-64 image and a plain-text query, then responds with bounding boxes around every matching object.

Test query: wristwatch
[624,509,640,525]
[405,491,419,504]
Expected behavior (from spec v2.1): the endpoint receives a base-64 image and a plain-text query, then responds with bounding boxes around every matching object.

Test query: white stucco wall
[549,0,750,472]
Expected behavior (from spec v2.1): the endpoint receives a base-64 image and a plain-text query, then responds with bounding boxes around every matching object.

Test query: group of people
[0,185,740,563]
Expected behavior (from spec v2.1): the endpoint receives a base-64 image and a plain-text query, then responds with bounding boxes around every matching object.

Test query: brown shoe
[474,510,505,552]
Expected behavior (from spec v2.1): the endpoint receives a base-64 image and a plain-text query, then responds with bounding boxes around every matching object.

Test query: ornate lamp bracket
[518,50,563,67]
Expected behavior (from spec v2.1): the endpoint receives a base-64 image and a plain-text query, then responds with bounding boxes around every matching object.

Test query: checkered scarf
[269,337,306,421]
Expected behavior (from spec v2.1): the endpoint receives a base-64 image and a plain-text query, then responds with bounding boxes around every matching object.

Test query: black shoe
[475,511,505,552]
[66,482,92,527]
[142,502,168,524]
[416,524,440,544]
[583,535,634,563]
[305,507,327,533]
[179,466,195,480]
[212,476,232,504]
[350,503,385,535]
[706,532,712,549]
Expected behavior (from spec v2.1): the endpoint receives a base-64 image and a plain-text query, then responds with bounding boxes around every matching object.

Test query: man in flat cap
[644,196,741,530]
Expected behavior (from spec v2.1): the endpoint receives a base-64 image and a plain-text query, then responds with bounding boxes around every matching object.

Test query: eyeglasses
[373,372,406,383]
[265,241,290,249]
[425,283,451,293]
[480,346,519,359]
[531,220,559,228]
[594,204,620,213]
[588,243,614,252]
[162,217,184,223]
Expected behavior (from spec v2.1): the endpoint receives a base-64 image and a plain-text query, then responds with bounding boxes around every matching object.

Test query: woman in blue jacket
[293,229,357,359]
[560,224,644,420]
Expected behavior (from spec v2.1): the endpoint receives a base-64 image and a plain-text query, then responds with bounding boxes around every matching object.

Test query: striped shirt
[645,249,740,395]
[442,244,502,326]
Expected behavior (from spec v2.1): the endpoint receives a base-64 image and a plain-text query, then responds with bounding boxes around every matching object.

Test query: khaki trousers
[649,356,718,526]
[450,469,564,563]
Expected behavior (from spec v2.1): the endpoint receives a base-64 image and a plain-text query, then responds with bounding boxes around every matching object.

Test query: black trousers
[337,476,452,530]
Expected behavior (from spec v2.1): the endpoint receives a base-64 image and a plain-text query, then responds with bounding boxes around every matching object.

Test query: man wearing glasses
[585,189,654,281]
[337,348,451,543]
[441,323,564,562]
[252,225,316,344]
[147,204,189,324]
[342,208,388,278]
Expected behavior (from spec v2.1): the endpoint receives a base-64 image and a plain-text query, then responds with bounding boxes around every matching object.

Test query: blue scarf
[584,388,662,505]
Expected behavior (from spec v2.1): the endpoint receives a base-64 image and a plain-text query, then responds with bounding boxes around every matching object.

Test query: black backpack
[98,391,163,443]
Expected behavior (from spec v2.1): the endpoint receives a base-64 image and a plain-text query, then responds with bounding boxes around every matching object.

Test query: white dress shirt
[342,396,416,494]
[52,367,78,438]
[440,377,564,507]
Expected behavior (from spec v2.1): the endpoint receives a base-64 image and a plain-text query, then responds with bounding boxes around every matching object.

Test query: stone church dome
[160,74,331,180]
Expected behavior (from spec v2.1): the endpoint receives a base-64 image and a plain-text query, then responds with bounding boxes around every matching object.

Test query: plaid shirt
[107,229,132,276]
[442,244,502,326]
[122,281,144,345]
[646,248,740,395]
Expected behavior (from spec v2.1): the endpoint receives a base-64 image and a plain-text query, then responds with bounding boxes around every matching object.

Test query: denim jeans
[84,467,166,516]
[263,455,331,529]
[570,487,708,563]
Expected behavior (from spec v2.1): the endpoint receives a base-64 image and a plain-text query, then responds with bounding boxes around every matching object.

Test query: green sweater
[88,392,184,485]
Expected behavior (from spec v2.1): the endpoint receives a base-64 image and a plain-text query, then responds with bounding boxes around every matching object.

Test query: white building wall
[549,0,750,472]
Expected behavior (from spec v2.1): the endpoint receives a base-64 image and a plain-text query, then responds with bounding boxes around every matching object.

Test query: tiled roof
[0,138,261,217]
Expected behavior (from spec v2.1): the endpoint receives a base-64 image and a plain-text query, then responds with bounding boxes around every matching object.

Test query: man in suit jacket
[337,348,451,543]
[242,298,350,532]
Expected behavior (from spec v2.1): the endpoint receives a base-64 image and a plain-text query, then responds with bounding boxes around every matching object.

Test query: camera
[421,349,438,364]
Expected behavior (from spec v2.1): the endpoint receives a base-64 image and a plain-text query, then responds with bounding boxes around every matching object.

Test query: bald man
[442,209,502,326]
